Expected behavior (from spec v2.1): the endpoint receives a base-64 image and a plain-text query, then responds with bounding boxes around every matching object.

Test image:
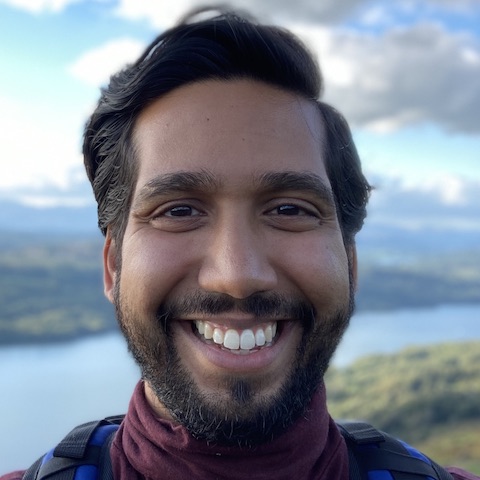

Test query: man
[2,6,477,480]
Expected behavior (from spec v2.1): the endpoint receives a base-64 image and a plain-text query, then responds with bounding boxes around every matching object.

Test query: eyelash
[156,203,317,218]
[163,205,203,217]
[147,198,322,234]
[268,204,317,217]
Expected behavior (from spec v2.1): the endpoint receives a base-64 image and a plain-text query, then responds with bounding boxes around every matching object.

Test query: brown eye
[277,205,301,215]
[274,204,317,217]
[166,206,196,217]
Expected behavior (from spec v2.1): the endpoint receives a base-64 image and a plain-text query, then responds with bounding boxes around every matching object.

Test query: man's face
[104,79,356,445]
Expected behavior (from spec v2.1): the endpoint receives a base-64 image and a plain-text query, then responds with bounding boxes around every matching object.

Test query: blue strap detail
[89,424,119,447]
[71,426,118,480]
[399,441,436,480]
[400,440,431,463]
[368,471,394,480]
[40,448,55,465]
[74,465,98,480]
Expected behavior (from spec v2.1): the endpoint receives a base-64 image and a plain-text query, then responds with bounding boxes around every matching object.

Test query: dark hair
[83,6,371,246]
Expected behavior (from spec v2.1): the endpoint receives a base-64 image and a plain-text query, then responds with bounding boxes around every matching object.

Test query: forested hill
[326,341,480,474]
[0,233,479,345]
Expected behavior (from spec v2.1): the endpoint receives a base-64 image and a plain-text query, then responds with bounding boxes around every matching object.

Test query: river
[1,304,479,473]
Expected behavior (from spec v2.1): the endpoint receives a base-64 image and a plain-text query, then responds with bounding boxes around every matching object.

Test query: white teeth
[213,328,224,345]
[240,329,256,350]
[224,329,240,350]
[204,323,213,340]
[265,325,273,343]
[194,321,278,352]
[255,329,266,347]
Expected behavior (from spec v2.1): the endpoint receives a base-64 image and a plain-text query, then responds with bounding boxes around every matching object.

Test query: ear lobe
[103,230,117,304]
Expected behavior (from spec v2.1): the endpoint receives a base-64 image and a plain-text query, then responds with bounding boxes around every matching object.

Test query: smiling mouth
[193,321,279,354]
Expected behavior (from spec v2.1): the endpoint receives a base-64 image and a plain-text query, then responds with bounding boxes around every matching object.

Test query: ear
[103,229,117,304]
[348,243,358,292]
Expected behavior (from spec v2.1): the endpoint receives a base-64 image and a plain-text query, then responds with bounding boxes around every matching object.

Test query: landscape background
[2,175,479,345]
[1,185,479,474]
[0,0,479,475]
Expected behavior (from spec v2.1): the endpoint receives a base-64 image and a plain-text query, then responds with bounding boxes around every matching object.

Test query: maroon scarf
[111,381,349,480]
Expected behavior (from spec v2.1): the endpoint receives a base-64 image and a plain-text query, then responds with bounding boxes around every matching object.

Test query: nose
[198,218,278,299]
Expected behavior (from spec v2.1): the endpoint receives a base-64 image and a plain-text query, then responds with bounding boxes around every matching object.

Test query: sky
[0,0,479,216]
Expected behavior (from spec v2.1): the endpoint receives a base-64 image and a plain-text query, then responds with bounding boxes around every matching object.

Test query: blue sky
[0,0,479,212]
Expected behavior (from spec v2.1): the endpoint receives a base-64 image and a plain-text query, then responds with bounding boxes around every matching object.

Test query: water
[0,334,139,473]
[334,303,480,366]
[1,304,479,474]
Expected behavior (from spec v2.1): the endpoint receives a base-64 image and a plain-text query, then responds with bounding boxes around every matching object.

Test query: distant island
[1,232,479,346]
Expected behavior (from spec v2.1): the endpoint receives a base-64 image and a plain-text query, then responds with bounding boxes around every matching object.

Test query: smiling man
[3,6,478,480]
[106,78,356,453]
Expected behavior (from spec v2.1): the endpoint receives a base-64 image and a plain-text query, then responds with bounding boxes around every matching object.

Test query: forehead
[132,79,328,189]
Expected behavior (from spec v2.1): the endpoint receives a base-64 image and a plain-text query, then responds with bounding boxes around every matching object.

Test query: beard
[114,284,354,448]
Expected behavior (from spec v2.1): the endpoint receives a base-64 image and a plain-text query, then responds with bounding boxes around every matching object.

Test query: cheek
[119,233,197,313]
[275,237,350,307]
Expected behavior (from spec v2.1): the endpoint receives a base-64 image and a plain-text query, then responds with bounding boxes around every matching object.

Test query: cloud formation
[112,0,479,26]
[4,0,476,22]
[0,0,79,14]
[7,0,477,134]
[0,0,478,196]
[366,175,480,231]
[307,23,480,133]
[0,96,81,189]
[112,0,367,26]
[68,38,145,88]
[110,0,480,134]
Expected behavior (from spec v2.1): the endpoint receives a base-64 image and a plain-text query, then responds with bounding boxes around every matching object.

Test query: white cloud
[295,22,480,134]
[0,0,80,13]
[5,194,91,207]
[113,0,370,27]
[68,38,146,88]
[112,0,479,28]
[114,0,197,29]
[110,1,480,135]
[0,0,477,200]
[0,96,81,189]
[358,5,394,27]
[401,175,477,206]
[365,174,480,233]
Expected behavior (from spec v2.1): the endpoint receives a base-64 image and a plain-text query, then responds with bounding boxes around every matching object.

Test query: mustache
[156,291,316,329]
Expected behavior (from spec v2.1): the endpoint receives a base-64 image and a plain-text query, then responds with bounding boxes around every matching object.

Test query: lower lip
[176,321,296,373]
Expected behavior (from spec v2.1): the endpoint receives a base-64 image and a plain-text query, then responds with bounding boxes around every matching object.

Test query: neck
[111,381,349,480]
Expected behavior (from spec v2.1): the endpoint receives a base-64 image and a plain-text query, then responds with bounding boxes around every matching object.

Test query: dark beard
[115,288,354,448]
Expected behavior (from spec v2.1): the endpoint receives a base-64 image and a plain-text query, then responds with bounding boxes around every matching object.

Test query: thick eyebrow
[258,171,336,206]
[132,169,336,210]
[132,170,218,209]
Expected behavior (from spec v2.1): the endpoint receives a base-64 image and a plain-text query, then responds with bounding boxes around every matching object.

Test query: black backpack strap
[22,456,43,480]
[97,421,119,480]
[337,421,454,480]
[337,422,385,480]
[23,416,124,480]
